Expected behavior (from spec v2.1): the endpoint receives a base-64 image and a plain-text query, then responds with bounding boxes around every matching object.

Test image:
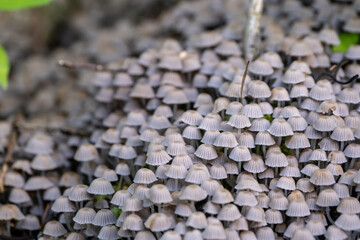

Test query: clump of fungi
[2,0,360,239]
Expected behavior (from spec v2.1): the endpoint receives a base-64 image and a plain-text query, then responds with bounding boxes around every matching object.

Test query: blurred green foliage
[0,0,52,10]
[332,32,359,53]
[0,46,9,89]
[0,0,53,89]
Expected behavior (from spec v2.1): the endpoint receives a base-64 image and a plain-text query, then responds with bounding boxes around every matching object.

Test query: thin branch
[241,60,250,105]
[58,59,123,73]
[41,203,51,227]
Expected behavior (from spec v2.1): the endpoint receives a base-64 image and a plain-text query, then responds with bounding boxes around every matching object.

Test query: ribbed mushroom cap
[74,144,98,162]
[166,141,187,156]
[237,132,255,148]
[265,151,288,167]
[247,80,271,98]
[182,125,201,140]
[337,197,360,214]
[0,204,25,221]
[133,168,157,185]
[265,209,283,224]
[316,189,339,207]
[309,84,332,101]
[227,113,251,129]
[121,214,144,231]
[318,137,339,151]
[25,132,54,155]
[344,143,360,158]
[296,178,314,193]
[87,178,115,195]
[17,214,40,231]
[146,184,172,204]
[325,225,347,240]
[12,159,33,175]
[241,103,264,119]
[209,165,227,180]
[51,196,76,213]
[185,212,207,229]
[145,213,172,232]
[229,145,252,162]
[194,144,218,160]
[73,208,96,224]
[333,183,350,199]
[305,220,326,236]
[286,199,310,217]
[344,16,360,32]
[318,28,340,45]
[245,206,265,222]
[213,132,238,148]
[4,171,24,188]
[9,188,31,204]
[43,220,67,237]
[134,230,156,240]
[184,167,208,185]
[288,40,313,57]
[243,154,266,173]
[260,52,284,69]
[229,216,249,231]
[175,202,193,217]
[269,195,289,211]
[234,191,258,207]
[217,204,241,221]
[235,176,263,192]
[335,213,360,231]
[92,209,117,226]
[31,154,57,171]
[292,228,315,240]
[98,225,120,240]
[179,110,203,126]
[282,69,305,85]
[172,154,193,169]
[277,176,296,190]
[337,88,360,104]
[130,82,155,99]
[24,176,54,191]
[115,162,130,176]
[249,59,274,76]
[179,184,207,201]
[60,172,82,187]
[255,131,275,146]
[165,163,187,179]
[146,150,172,166]
[285,133,310,149]
[267,118,294,137]
[310,169,335,186]
[148,115,171,130]
[202,223,226,240]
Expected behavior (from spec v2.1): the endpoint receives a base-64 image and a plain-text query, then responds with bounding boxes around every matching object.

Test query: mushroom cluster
[2,0,360,240]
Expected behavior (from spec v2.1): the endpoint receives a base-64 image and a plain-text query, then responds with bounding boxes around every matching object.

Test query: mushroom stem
[296,149,299,160]
[6,220,10,236]
[277,137,282,146]
[117,176,123,191]
[36,190,44,215]
[174,179,178,192]
[64,212,74,232]
[325,207,335,225]
[349,158,357,169]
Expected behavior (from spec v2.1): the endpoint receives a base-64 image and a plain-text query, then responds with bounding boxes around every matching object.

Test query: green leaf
[111,207,122,218]
[332,33,359,53]
[0,45,9,89]
[0,0,52,10]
